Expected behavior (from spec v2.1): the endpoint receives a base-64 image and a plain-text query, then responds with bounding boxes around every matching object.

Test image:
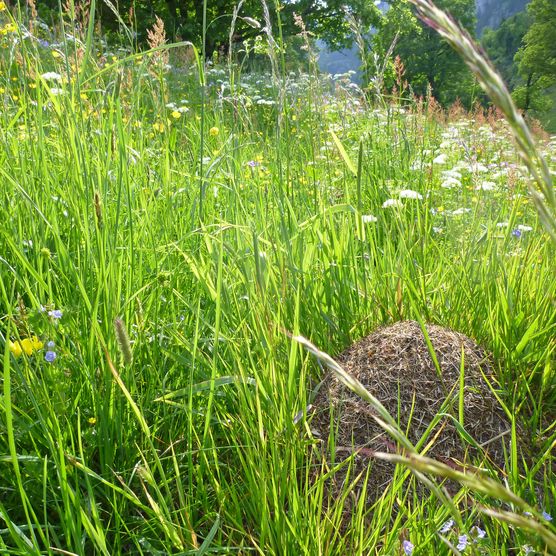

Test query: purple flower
[402,540,414,555]
[439,519,454,534]
[456,534,468,551]
[512,228,522,238]
[542,511,552,522]
[48,309,63,319]
[247,160,258,167]
[471,526,486,541]
[38,39,50,48]
[45,351,56,362]
[47,341,55,349]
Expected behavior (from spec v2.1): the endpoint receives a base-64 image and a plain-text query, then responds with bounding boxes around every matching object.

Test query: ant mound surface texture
[311,320,513,506]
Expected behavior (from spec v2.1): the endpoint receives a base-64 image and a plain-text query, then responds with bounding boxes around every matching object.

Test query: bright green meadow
[0,5,555,555]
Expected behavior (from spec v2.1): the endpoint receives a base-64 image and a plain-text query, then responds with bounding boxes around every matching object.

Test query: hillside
[477,0,529,33]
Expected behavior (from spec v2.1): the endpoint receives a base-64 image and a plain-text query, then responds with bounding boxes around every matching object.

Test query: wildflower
[171,110,181,119]
[41,72,62,81]
[517,225,533,232]
[496,222,509,228]
[88,417,97,425]
[450,208,471,216]
[470,526,486,541]
[382,199,402,208]
[542,511,552,522]
[439,519,454,534]
[441,177,461,189]
[48,309,63,319]
[9,341,23,357]
[0,2,6,11]
[247,160,259,167]
[10,336,43,357]
[512,229,522,238]
[475,181,496,191]
[399,189,423,200]
[362,214,378,223]
[456,534,468,552]
[209,126,219,137]
[153,122,165,133]
[433,153,447,164]
[45,350,56,362]
[402,540,414,555]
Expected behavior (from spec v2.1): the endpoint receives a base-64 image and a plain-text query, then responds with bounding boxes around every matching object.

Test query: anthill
[311,320,512,505]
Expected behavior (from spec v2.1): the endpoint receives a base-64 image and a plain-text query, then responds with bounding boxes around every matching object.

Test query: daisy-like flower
[433,153,447,164]
[475,181,496,191]
[362,214,378,223]
[517,225,533,232]
[441,177,461,189]
[399,189,423,200]
[41,72,62,81]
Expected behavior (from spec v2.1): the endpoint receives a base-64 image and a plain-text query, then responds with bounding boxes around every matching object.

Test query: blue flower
[402,540,414,555]
[45,351,56,362]
[471,526,486,541]
[512,228,522,238]
[48,309,63,319]
[542,511,552,522]
[439,519,454,534]
[456,534,468,551]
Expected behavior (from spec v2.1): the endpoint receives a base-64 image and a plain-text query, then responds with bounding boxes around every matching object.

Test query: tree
[513,0,556,113]
[481,11,530,89]
[371,0,478,106]
[35,0,380,58]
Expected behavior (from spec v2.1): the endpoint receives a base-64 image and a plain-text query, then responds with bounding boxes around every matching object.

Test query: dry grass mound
[312,320,512,502]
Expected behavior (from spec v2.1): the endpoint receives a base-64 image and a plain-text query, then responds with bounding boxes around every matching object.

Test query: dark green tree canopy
[35,0,380,55]
[370,0,478,106]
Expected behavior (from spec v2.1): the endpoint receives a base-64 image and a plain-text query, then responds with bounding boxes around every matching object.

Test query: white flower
[361,214,378,223]
[433,227,443,234]
[475,181,496,191]
[496,222,509,228]
[399,189,423,200]
[382,199,402,208]
[41,72,62,81]
[433,153,448,165]
[49,88,65,95]
[517,225,533,232]
[450,207,472,216]
[441,177,461,189]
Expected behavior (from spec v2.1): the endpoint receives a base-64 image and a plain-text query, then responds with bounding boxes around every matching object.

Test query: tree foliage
[371,0,478,106]
[35,0,380,56]
[481,11,530,89]
[512,0,556,112]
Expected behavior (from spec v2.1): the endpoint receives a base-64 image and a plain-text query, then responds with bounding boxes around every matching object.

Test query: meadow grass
[0,3,555,555]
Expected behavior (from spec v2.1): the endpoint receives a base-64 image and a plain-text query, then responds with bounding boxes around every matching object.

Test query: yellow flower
[9,341,22,357]
[88,417,97,425]
[208,126,219,137]
[171,110,181,120]
[30,336,43,351]
[153,122,165,133]
[0,2,6,11]
[52,51,62,59]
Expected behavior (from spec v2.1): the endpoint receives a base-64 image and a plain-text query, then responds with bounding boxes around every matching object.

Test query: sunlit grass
[0,4,555,555]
